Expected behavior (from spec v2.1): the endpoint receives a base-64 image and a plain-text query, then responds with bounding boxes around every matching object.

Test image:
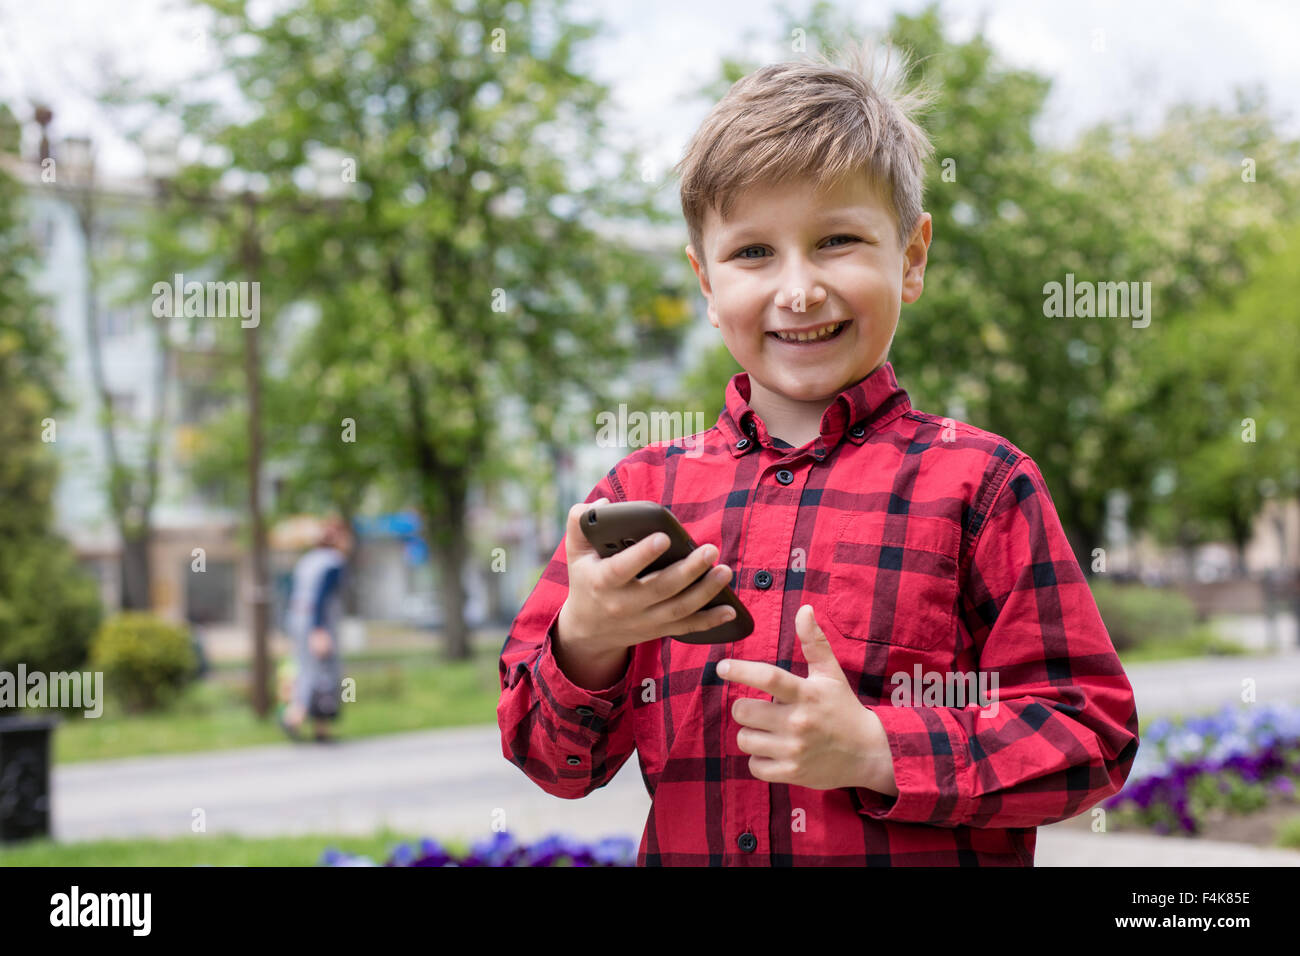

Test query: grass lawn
[51,643,502,764]
[1115,626,1251,665]
[0,827,446,866]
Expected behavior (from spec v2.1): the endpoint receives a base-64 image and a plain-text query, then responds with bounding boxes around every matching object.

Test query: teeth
[774,322,843,342]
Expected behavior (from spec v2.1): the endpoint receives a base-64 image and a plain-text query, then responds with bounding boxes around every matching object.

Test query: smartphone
[579,501,753,644]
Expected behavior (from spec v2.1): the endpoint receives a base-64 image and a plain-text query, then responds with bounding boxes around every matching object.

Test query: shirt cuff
[852,704,971,826]
[533,606,633,733]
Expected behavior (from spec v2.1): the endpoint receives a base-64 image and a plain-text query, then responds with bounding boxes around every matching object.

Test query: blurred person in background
[279,516,353,743]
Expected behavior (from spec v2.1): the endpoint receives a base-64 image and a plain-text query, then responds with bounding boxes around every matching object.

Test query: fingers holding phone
[558,498,749,663]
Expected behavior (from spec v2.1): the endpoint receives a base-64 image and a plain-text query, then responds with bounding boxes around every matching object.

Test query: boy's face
[685,173,931,419]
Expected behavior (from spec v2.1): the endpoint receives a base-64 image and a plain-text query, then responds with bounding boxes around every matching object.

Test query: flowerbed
[1103,702,1300,836]
[320,831,637,867]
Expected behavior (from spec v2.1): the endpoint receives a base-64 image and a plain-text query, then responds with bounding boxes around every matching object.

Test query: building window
[185,558,237,625]
[98,305,134,339]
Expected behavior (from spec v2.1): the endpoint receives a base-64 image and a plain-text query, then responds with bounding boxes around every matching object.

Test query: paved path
[1124,650,1300,720]
[52,722,1300,865]
[42,645,1300,864]
[52,725,651,846]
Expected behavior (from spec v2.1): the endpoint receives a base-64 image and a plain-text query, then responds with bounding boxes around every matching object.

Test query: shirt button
[737,832,758,853]
[754,570,772,590]
[849,423,866,438]
[736,437,750,450]
[575,706,594,717]
[775,469,794,485]
[565,756,582,766]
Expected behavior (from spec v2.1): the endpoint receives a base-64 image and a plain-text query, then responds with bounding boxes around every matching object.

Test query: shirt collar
[717,361,912,459]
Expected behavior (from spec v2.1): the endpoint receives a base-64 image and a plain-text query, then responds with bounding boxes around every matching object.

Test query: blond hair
[675,39,936,270]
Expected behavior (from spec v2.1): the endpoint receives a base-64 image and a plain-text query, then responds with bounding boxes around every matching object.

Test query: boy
[498,42,1139,865]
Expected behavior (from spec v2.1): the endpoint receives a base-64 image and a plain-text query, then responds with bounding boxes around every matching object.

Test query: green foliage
[1142,220,1300,549]
[1088,579,1197,652]
[88,613,199,713]
[0,537,103,679]
[1188,770,1273,816]
[0,105,104,689]
[1279,815,1300,850]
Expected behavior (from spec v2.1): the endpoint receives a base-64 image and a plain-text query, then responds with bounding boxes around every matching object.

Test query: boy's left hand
[717,604,897,795]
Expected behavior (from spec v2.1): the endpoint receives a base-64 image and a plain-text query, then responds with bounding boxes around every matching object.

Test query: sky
[1,0,1297,183]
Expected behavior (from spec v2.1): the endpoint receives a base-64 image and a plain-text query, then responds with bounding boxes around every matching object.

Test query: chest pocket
[825,510,960,652]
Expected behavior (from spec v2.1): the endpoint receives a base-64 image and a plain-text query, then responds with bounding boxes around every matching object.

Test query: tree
[121,0,672,659]
[1143,220,1300,567]
[0,105,102,696]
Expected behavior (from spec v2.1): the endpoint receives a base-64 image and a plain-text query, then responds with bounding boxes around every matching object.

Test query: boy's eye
[731,235,861,259]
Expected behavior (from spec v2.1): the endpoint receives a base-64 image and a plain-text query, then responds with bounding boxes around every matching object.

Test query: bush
[88,613,199,713]
[0,537,102,682]
[1088,579,1197,651]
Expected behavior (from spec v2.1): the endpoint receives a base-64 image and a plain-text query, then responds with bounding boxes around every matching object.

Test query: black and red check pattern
[498,361,1139,865]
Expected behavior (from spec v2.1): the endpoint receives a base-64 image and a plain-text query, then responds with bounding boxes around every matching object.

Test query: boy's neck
[745,378,836,450]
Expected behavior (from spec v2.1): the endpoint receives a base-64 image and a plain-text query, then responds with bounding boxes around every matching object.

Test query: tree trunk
[1065,523,1100,578]
[483,549,505,627]
[119,531,152,610]
[1227,508,1252,577]
[339,505,361,617]
[241,192,271,719]
[428,473,472,660]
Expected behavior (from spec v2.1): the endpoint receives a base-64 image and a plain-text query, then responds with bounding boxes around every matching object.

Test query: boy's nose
[774,282,827,312]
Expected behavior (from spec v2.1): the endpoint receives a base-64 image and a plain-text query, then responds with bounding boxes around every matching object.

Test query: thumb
[796,604,848,683]
[564,497,608,563]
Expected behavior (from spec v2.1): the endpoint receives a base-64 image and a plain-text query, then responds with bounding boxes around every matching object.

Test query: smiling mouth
[767,320,851,344]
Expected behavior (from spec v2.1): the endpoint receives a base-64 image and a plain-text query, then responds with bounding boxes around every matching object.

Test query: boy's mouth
[767,320,850,345]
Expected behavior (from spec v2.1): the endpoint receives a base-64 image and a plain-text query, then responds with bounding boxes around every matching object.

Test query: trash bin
[0,716,56,844]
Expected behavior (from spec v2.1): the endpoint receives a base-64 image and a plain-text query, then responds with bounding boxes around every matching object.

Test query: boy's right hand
[554,498,736,663]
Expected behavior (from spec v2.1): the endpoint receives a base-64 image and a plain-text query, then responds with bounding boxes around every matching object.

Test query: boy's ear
[900,212,932,305]
[685,244,719,328]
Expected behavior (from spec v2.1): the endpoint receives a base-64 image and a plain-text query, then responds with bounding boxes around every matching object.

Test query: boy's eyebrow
[713,207,883,248]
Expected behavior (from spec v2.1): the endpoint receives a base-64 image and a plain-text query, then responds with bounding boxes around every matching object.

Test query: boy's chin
[751,368,855,403]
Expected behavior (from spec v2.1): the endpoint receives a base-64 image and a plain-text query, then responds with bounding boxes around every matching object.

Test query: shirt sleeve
[852,454,1140,827]
[496,466,638,799]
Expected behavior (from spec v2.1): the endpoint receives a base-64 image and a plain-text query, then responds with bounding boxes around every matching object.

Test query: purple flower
[591,836,637,866]
[323,830,639,867]
[391,842,415,865]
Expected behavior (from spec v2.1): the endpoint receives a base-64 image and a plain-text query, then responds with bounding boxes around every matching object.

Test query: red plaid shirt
[498,361,1139,865]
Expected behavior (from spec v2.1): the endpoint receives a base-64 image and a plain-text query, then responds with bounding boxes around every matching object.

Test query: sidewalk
[49,724,1300,865]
